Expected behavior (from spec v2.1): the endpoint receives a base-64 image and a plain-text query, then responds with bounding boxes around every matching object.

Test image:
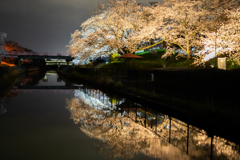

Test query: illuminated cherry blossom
[67,0,240,65]
[150,0,223,61]
[67,0,156,64]
[192,7,240,66]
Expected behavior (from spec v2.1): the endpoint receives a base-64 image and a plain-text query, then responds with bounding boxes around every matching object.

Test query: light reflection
[66,88,240,160]
[66,89,191,159]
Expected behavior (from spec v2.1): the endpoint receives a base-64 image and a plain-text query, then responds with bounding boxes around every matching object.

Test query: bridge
[2,51,75,66]
[9,70,82,94]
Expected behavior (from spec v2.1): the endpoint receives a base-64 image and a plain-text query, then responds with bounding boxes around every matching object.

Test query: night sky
[0,0,158,54]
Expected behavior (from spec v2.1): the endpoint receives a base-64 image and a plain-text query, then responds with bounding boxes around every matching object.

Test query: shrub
[110,53,120,62]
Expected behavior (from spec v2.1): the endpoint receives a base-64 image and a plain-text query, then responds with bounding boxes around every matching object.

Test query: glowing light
[0,61,16,66]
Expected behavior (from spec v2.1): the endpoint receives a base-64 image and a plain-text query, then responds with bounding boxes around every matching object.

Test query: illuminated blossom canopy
[191,5,240,66]
[67,0,240,65]
[150,0,227,61]
[67,0,156,64]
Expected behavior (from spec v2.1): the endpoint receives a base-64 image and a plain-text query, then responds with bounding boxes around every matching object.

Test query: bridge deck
[2,52,74,59]
[5,51,73,56]
[2,51,75,66]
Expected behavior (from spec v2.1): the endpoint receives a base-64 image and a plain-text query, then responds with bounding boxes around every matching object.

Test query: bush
[110,53,120,62]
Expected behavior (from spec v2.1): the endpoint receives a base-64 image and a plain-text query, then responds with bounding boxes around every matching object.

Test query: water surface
[0,70,239,160]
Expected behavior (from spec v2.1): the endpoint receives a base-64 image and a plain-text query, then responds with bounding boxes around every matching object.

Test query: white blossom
[66,0,156,64]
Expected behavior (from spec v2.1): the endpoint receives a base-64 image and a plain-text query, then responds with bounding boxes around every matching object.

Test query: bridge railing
[5,51,73,57]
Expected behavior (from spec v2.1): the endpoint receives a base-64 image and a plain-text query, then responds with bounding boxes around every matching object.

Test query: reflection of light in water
[67,88,240,160]
[45,70,57,75]
[37,70,66,86]
[68,89,191,160]
[74,89,113,111]
[72,84,83,86]
[74,89,125,110]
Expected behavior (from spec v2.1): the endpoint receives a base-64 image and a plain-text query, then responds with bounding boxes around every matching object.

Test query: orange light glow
[3,44,25,52]
[0,61,16,66]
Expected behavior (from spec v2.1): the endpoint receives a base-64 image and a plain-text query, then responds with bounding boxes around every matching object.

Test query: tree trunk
[186,40,191,60]
[187,53,191,60]
[118,49,123,55]
[122,47,130,54]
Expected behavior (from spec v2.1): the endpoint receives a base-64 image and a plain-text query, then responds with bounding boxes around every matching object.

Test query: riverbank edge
[57,69,240,145]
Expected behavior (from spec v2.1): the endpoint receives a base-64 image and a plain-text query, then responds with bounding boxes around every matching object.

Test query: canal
[0,69,239,160]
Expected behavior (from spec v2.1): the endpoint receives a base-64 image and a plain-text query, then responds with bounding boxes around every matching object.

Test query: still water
[0,70,239,160]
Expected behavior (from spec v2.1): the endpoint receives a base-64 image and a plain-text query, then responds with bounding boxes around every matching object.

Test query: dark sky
[0,0,157,54]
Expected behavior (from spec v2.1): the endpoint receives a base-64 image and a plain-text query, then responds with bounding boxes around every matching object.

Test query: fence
[79,86,240,160]
[73,67,239,109]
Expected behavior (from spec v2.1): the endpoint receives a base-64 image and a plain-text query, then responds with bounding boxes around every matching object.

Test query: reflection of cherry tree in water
[66,90,191,159]
[153,116,240,160]
[156,116,240,160]
[66,89,240,160]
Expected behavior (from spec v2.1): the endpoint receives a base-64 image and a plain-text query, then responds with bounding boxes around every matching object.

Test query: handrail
[133,40,164,54]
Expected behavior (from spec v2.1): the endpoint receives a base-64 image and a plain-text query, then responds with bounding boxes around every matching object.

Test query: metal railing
[73,67,239,109]
[80,86,240,160]
[4,51,73,57]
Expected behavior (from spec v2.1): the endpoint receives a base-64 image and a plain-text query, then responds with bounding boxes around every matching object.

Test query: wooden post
[210,135,213,160]
[169,117,171,143]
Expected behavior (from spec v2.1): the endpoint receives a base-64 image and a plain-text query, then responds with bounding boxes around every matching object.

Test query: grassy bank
[97,50,240,70]
[0,67,27,99]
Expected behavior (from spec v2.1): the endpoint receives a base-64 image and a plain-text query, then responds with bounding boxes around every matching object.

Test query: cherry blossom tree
[193,6,240,66]
[67,0,240,65]
[221,8,240,63]
[67,0,156,64]
[150,0,226,60]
